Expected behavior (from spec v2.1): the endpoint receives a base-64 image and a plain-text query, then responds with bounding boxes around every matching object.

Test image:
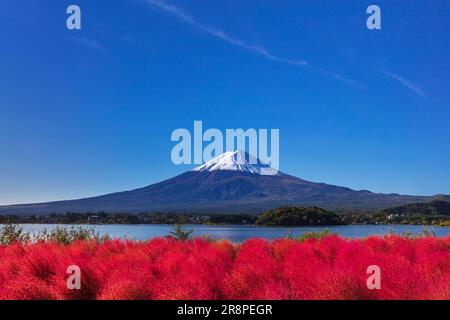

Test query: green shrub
[33,226,110,244]
[386,226,437,238]
[296,229,336,241]
[0,224,30,245]
[168,224,193,241]
[0,224,109,245]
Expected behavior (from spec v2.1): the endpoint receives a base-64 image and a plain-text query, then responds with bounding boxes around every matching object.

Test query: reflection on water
[14,224,450,242]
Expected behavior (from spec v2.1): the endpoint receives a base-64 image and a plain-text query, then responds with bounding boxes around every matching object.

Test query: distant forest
[255,206,344,226]
[0,200,449,226]
[341,200,450,227]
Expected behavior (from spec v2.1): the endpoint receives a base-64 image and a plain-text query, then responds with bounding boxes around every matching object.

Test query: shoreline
[2,221,449,227]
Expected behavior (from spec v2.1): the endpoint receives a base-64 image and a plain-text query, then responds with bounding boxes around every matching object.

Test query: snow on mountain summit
[192,151,278,175]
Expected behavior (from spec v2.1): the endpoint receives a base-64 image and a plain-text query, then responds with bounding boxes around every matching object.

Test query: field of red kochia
[0,235,449,300]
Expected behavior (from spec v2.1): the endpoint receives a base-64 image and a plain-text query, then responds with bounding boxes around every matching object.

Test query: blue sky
[1,0,449,204]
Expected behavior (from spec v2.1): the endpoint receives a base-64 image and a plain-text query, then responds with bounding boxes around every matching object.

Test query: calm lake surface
[15,224,450,242]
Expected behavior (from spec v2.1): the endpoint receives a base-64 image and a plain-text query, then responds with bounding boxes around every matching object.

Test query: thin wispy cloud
[381,70,425,98]
[144,0,364,89]
[320,71,366,90]
[74,38,104,53]
[145,0,308,67]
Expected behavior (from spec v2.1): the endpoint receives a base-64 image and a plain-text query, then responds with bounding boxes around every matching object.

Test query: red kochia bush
[0,236,448,300]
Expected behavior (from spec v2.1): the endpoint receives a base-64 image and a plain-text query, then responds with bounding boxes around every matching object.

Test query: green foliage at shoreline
[341,200,450,227]
[256,206,344,226]
[168,224,194,241]
[0,224,109,245]
[0,212,259,226]
[285,228,338,241]
[1,200,449,227]
[341,212,450,226]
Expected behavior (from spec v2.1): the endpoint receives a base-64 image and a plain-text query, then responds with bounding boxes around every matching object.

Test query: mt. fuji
[0,151,437,215]
[193,151,279,176]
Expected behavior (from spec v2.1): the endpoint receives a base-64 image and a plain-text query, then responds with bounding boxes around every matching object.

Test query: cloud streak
[74,38,104,53]
[381,70,425,98]
[144,0,364,88]
[145,0,308,67]
[320,71,366,90]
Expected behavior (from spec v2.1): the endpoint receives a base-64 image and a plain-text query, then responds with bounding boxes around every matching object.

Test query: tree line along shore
[1,200,449,227]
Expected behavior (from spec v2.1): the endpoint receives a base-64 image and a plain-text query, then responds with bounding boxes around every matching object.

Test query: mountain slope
[0,151,438,215]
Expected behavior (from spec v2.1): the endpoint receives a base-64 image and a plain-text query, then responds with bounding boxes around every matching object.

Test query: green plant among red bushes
[0,234,449,300]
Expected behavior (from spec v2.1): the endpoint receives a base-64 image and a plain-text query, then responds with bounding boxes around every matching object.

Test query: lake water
[14,224,450,242]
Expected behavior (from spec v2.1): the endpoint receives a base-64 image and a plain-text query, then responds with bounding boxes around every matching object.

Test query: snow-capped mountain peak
[192,151,278,175]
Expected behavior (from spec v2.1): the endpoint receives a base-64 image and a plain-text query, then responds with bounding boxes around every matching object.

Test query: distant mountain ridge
[0,151,443,215]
